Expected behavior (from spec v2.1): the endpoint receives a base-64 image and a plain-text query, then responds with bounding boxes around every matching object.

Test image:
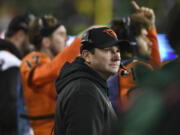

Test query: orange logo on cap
[103,29,117,38]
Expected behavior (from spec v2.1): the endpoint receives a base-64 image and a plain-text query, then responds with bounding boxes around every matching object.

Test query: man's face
[137,28,152,59]
[50,25,68,56]
[87,46,121,80]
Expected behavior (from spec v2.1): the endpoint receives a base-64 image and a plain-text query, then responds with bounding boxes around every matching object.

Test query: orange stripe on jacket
[148,28,162,69]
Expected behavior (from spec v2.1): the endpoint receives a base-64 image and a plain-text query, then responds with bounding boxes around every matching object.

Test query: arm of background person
[20,37,81,86]
[148,28,162,69]
[31,37,81,86]
[131,1,162,69]
[31,25,108,86]
[21,25,107,86]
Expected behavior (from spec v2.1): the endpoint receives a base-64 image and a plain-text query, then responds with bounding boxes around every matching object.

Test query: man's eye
[103,48,120,53]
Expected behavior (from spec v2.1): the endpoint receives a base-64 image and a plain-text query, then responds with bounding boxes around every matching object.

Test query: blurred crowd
[0,1,180,135]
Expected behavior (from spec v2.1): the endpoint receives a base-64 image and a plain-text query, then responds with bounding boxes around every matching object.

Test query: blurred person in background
[107,1,162,112]
[20,15,81,135]
[117,3,180,135]
[0,13,35,135]
[4,13,35,58]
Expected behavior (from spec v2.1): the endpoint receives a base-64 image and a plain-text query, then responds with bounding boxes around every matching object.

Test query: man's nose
[112,52,121,61]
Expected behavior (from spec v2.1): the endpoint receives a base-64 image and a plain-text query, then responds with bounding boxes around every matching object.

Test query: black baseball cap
[80,27,129,53]
[6,13,35,37]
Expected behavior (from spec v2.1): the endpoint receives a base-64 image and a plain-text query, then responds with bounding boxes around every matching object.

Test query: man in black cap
[0,13,35,135]
[54,27,127,135]
[1,13,35,58]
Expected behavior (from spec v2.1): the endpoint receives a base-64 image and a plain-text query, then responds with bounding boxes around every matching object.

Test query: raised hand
[131,1,155,29]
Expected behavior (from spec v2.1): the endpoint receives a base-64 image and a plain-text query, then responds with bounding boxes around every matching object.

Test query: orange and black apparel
[108,28,162,111]
[20,37,81,135]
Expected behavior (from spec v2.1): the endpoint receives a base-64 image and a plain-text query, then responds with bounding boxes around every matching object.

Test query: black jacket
[54,57,117,135]
[0,38,21,59]
[0,38,21,135]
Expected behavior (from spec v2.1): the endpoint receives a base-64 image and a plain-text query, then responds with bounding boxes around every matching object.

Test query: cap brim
[96,40,130,49]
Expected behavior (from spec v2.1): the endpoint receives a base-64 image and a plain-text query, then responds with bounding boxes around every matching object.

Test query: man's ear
[41,37,51,49]
[81,50,91,63]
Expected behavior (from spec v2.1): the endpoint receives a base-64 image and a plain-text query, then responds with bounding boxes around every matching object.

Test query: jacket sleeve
[21,37,81,86]
[148,28,162,69]
[0,68,19,127]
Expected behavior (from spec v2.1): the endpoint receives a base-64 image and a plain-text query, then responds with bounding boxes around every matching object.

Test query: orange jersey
[118,28,162,108]
[118,59,153,109]
[148,28,162,69]
[20,37,81,135]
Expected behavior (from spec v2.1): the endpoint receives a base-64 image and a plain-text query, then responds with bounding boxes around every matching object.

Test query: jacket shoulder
[67,78,97,93]
[0,50,21,71]
[59,78,100,101]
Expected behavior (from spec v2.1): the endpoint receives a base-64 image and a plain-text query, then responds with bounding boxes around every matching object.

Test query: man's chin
[145,54,152,60]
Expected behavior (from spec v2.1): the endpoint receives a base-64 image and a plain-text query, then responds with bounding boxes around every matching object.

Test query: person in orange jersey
[108,1,162,112]
[20,15,81,135]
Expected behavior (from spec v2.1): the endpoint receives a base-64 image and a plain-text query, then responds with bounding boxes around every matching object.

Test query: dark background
[0,0,177,35]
